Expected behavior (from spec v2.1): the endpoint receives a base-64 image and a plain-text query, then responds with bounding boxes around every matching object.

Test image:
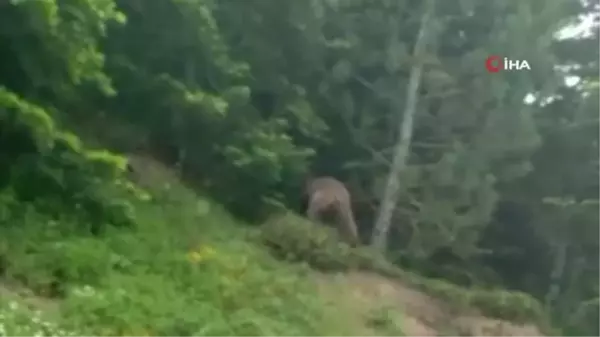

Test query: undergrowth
[0,88,549,335]
[0,162,550,336]
[0,181,394,336]
[0,89,387,336]
[259,212,551,331]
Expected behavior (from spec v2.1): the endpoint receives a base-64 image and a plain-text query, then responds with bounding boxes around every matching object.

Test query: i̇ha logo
[485,55,531,73]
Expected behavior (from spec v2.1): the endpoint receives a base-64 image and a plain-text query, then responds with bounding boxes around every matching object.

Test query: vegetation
[0,182,363,336]
[0,0,597,335]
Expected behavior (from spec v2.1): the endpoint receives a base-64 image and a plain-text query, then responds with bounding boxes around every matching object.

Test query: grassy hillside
[0,89,552,336]
[0,150,401,336]
[0,149,551,336]
[1,1,597,335]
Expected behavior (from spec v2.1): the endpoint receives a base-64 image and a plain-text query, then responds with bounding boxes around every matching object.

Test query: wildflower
[139,191,152,201]
[186,245,216,263]
[72,285,96,298]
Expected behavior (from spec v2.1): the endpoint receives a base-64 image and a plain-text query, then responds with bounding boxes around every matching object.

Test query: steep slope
[0,155,547,336]
[315,271,544,336]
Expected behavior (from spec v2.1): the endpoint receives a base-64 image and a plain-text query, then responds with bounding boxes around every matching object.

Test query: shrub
[259,212,359,271]
[0,88,141,235]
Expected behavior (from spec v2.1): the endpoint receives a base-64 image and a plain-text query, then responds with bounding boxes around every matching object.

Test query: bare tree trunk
[545,241,568,308]
[370,0,435,251]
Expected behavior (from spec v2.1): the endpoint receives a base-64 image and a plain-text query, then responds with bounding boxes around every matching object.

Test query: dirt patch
[454,315,544,336]
[315,271,544,336]
[0,283,60,314]
[315,271,440,336]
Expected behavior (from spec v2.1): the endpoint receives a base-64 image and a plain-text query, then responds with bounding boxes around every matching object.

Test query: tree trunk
[370,0,435,251]
[545,241,568,308]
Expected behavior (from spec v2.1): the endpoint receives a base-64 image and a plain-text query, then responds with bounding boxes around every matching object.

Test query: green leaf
[331,60,352,82]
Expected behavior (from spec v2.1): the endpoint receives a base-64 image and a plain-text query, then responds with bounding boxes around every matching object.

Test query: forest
[0,0,598,336]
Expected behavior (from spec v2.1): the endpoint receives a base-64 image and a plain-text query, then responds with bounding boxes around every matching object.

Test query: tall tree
[370,0,435,251]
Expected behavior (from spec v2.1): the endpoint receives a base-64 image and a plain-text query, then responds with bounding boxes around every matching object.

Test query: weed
[0,183,365,336]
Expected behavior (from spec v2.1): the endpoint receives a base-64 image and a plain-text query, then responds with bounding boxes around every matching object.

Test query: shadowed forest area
[0,0,598,336]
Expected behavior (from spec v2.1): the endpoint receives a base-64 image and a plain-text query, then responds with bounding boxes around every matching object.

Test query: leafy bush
[400,270,546,325]
[259,212,359,271]
[106,63,315,222]
[469,289,545,323]
[0,88,140,235]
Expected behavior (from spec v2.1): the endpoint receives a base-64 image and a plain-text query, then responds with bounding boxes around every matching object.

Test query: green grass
[259,212,549,327]
[0,181,399,336]
[0,160,551,336]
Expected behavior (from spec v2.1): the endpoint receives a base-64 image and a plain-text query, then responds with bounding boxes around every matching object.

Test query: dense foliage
[0,0,597,335]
